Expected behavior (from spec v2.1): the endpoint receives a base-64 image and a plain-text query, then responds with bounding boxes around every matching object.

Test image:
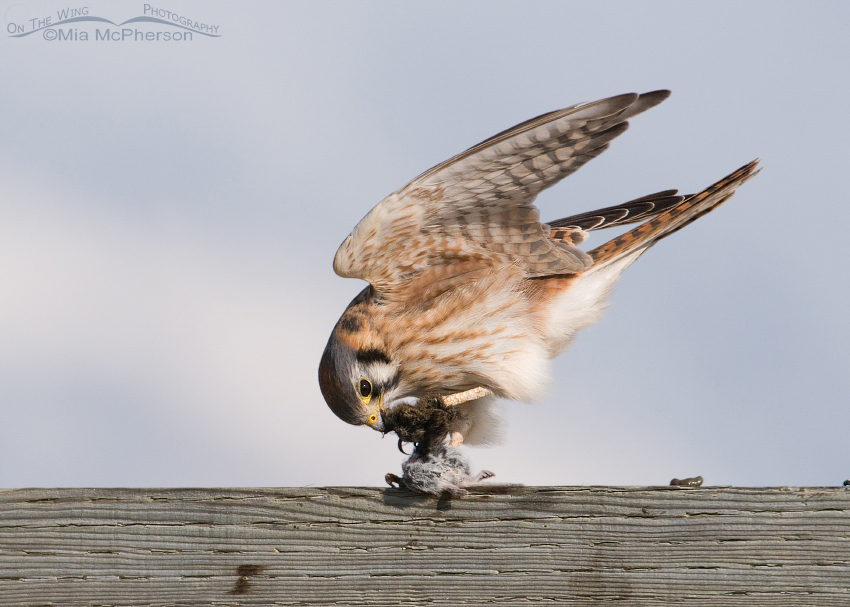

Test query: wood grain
[1,486,849,606]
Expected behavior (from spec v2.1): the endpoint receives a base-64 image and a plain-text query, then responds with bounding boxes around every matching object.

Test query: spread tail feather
[588,160,760,268]
[549,190,685,232]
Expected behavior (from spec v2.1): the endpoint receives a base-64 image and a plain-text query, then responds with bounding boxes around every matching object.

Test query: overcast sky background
[1,1,847,489]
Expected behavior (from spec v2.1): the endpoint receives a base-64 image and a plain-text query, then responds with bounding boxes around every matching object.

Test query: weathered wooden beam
[1,486,848,606]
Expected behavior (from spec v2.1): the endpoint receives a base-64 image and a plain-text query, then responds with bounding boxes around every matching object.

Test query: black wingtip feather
[549,191,686,232]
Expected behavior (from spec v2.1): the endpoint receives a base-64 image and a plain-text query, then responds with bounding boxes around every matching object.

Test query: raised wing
[334,91,671,301]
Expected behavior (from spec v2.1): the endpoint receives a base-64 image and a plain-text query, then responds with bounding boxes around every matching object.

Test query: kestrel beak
[365,394,385,431]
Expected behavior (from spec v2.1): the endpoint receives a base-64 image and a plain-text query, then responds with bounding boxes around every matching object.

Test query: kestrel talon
[319,90,758,448]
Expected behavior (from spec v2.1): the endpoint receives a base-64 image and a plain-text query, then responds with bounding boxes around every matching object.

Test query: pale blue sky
[1,1,847,488]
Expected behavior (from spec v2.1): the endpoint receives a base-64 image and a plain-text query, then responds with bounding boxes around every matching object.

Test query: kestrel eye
[359,379,372,399]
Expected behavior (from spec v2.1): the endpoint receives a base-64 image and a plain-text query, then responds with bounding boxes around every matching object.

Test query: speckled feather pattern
[320,90,759,446]
[334,265,551,403]
[333,92,672,297]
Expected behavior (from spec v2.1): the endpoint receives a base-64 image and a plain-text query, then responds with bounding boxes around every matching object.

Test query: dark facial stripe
[356,348,391,365]
[384,368,401,393]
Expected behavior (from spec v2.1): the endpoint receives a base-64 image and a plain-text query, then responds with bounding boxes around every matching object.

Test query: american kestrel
[319,90,758,450]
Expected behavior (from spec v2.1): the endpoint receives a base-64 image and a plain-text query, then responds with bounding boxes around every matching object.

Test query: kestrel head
[318,314,399,432]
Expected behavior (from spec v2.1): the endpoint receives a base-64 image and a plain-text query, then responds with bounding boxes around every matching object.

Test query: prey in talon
[379,389,496,496]
[385,444,495,498]
[318,90,759,492]
[401,443,495,498]
[380,394,464,454]
[380,387,492,453]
